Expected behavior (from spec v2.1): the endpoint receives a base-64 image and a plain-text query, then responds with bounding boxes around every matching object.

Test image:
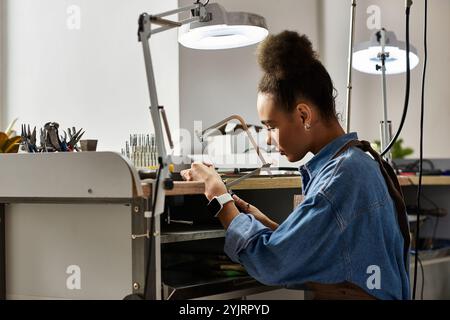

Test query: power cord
[413,0,428,300]
[380,3,412,157]
[417,253,425,300]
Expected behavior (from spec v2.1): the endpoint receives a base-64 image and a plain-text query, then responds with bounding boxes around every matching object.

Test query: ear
[295,103,313,126]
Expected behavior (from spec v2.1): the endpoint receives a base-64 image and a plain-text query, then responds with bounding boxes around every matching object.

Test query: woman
[181,31,410,300]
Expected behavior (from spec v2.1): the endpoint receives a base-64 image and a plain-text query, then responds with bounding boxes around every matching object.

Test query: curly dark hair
[257,31,337,121]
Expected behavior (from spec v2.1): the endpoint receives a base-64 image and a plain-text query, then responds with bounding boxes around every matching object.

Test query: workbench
[146,175,450,195]
[141,174,450,299]
[1,152,450,299]
[0,153,298,300]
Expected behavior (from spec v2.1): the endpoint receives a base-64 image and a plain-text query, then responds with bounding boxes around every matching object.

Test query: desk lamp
[352,28,419,160]
[137,1,268,216]
[128,1,268,301]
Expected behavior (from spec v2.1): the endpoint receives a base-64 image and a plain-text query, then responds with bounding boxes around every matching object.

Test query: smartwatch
[207,193,234,218]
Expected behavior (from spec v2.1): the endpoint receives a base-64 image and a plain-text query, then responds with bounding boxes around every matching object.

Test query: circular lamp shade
[353,30,419,75]
[179,3,268,50]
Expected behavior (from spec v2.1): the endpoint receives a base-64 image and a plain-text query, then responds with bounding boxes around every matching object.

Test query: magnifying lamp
[178,3,268,50]
[352,29,419,160]
[353,30,419,75]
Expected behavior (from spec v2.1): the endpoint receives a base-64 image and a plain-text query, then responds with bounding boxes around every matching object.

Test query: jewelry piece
[246,203,250,210]
[305,123,311,131]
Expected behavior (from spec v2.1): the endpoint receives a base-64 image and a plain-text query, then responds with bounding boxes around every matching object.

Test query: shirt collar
[300,132,359,181]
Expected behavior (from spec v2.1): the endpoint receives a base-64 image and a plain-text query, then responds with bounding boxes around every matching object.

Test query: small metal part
[149,16,182,28]
[133,282,140,290]
[225,163,271,188]
[131,233,149,240]
[144,211,152,219]
[168,220,194,225]
[159,106,174,150]
[123,133,158,168]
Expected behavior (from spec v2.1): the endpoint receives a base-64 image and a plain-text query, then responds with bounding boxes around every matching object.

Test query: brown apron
[306,139,411,300]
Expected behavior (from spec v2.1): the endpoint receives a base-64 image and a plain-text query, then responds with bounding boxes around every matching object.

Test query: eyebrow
[260,120,274,125]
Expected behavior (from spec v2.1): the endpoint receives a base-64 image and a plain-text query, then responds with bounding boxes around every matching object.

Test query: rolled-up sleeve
[224,213,271,263]
[223,192,345,286]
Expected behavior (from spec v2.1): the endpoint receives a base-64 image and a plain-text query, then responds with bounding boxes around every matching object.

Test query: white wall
[179,0,320,153]
[2,1,449,155]
[320,0,450,158]
[2,0,179,152]
[180,0,450,159]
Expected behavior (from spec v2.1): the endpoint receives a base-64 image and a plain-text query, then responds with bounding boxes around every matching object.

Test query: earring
[304,123,311,131]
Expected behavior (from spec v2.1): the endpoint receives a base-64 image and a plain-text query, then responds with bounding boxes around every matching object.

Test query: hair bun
[257,31,317,80]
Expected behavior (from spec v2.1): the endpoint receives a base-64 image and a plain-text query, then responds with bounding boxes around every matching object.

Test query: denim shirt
[224,132,410,300]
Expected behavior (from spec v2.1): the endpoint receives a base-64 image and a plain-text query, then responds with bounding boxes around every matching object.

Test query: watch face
[207,198,222,216]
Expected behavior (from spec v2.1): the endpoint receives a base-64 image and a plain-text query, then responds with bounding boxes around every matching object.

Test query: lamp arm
[136,1,209,217]
[150,17,199,36]
[137,3,204,158]
[138,17,167,162]
[345,0,357,133]
[138,2,206,40]
[153,3,200,18]
[139,32,169,219]
[137,2,208,216]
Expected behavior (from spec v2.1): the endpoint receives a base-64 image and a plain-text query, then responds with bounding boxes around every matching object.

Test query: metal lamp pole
[345,0,357,133]
[137,3,205,216]
[376,29,392,161]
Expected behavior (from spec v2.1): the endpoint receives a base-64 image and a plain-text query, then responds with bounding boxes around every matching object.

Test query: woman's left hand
[180,162,227,201]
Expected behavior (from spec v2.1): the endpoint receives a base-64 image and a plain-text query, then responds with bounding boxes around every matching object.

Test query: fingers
[181,162,213,182]
[202,161,214,168]
[191,162,208,173]
[180,169,192,181]
[232,194,251,213]
[191,161,204,167]
[181,162,220,184]
[231,193,242,204]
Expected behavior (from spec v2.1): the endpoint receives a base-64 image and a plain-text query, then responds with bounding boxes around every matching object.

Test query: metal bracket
[149,16,182,28]
[131,232,149,240]
[155,105,174,150]
[137,13,150,42]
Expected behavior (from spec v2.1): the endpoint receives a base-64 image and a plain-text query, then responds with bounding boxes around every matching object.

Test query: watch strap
[215,193,234,206]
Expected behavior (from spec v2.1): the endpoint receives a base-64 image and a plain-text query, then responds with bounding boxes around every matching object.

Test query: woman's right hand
[231,193,279,231]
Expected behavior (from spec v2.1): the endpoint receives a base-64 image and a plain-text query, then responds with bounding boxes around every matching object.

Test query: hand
[231,193,279,230]
[180,162,227,201]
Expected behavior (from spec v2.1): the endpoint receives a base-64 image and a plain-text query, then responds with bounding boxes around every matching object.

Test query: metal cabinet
[0,152,280,299]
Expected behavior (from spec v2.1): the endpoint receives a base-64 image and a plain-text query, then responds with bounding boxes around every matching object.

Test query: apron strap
[332,140,411,267]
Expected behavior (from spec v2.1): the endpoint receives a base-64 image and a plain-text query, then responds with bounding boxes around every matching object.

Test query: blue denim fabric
[224,132,410,300]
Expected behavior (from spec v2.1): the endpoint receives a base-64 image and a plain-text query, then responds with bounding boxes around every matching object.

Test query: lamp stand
[345,0,357,133]
[137,4,203,217]
[376,29,392,161]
